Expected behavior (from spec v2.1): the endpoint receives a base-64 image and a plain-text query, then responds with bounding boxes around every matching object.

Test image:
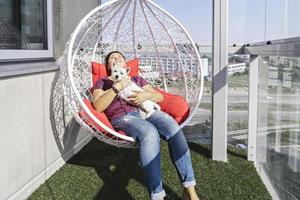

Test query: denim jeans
[111,110,196,200]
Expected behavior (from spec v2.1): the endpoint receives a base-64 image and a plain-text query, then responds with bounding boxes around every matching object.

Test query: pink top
[94,76,149,121]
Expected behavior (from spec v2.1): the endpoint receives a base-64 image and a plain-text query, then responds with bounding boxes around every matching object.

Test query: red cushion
[79,99,127,136]
[91,58,139,85]
[91,62,108,86]
[157,89,190,124]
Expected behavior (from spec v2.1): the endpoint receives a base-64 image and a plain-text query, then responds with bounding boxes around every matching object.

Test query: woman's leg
[146,111,196,188]
[111,113,166,200]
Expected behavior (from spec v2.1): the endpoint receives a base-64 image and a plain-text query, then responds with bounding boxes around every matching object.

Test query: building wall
[54,0,100,58]
[0,0,99,199]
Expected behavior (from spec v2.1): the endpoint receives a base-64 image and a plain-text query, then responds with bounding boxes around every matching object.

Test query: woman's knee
[135,123,161,167]
[147,111,181,140]
[113,115,159,142]
[135,122,160,144]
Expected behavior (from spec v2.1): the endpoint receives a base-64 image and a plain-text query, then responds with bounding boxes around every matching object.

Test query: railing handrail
[237,37,300,57]
[244,36,300,46]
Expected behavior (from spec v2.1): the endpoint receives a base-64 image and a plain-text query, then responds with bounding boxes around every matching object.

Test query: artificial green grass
[28,139,271,200]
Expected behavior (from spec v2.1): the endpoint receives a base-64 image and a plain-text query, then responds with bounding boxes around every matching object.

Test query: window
[0,0,53,61]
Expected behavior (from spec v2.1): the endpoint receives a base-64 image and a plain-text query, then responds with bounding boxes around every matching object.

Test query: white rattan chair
[59,0,204,148]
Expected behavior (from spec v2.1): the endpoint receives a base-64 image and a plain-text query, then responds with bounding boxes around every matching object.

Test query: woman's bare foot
[182,186,199,200]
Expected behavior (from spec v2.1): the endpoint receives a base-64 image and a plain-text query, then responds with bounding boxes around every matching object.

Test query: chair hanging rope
[59,0,204,148]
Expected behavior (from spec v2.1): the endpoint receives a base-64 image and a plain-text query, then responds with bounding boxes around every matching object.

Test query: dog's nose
[115,75,119,79]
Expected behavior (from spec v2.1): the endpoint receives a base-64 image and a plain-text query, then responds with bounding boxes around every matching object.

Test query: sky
[103,0,300,46]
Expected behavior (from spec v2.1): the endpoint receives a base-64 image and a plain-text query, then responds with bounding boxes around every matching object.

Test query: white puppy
[111,64,160,119]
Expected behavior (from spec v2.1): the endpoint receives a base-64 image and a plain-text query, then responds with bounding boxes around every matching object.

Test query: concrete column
[211,0,228,161]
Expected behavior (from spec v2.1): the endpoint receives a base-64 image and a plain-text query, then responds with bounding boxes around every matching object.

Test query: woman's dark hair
[105,51,126,66]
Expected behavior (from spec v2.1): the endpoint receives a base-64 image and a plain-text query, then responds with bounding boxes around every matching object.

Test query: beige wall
[0,0,99,199]
[0,70,90,200]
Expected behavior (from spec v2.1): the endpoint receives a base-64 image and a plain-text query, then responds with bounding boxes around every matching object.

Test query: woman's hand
[113,77,131,91]
[128,90,149,105]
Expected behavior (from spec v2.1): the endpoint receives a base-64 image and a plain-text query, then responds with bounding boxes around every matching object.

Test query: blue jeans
[111,110,196,200]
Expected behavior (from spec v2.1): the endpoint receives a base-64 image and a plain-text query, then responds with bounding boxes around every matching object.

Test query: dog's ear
[126,67,131,74]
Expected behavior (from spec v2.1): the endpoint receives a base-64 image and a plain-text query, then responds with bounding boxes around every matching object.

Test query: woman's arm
[128,84,164,105]
[93,77,132,112]
[143,84,164,103]
[92,88,118,112]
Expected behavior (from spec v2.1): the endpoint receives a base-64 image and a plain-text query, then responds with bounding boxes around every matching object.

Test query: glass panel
[265,0,286,40]
[285,0,300,38]
[229,0,266,45]
[257,56,300,199]
[266,0,300,40]
[229,0,300,45]
[0,0,47,50]
[227,54,250,148]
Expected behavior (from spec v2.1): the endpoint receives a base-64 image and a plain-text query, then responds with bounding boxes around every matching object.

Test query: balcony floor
[28,138,271,200]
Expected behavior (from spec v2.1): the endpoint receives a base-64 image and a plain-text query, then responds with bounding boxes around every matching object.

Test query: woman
[92,51,200,200]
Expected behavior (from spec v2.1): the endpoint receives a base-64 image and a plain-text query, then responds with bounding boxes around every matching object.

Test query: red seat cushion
[156,89,190,124]
[79,99,127,136]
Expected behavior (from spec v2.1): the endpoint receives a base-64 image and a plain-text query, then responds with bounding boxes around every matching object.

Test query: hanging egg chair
[59,0,204,148]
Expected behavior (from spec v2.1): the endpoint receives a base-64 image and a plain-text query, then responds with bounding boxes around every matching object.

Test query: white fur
[111,65,160,119]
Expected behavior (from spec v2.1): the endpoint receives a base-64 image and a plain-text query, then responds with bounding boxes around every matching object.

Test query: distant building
[201,58,209,78]
[228,63,246,75]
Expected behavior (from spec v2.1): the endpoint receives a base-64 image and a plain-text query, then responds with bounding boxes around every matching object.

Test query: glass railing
[243,38,300,200]
[227,54,250,148]
[257,55,300,199]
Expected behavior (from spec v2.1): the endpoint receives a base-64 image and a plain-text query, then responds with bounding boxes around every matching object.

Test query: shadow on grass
[188,142,211,158]
[227,147,247,160]
[164,185,181,200]
[188,140,248,161]
[67,138,145,199]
